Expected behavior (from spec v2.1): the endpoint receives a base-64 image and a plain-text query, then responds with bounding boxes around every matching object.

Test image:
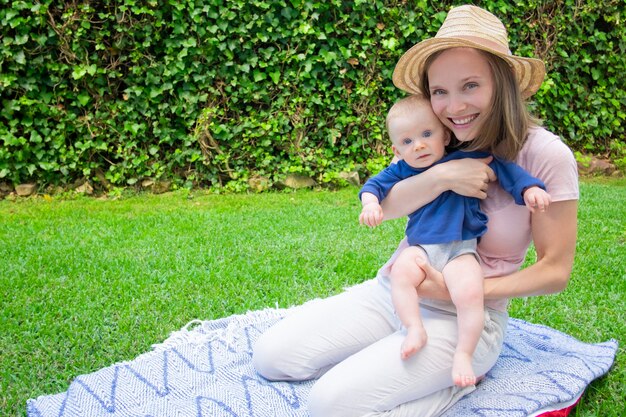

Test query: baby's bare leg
[389,246,428,360]
[442,254,485,387]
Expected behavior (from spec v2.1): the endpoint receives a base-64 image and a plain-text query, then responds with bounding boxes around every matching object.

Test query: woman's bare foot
[401,325,428,360]
[452,352,477,387]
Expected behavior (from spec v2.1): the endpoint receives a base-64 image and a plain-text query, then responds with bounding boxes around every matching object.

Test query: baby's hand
[524,186,552,213]
[359,202,384,227]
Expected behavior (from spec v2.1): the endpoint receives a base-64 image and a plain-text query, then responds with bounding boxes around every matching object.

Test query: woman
[253,5,579,416]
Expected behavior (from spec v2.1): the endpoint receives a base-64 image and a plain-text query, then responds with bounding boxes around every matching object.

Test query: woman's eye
[466,82,479,90]
[431,89,445,96]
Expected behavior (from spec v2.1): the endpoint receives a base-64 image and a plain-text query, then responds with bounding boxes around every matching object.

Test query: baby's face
[389,105,450,169]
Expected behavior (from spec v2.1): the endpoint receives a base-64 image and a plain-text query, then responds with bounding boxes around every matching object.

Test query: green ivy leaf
[269,71,281,84]
[77,92,90,106]
[591,68,601,81]
[14,50,26,64]
[253,70,267,82]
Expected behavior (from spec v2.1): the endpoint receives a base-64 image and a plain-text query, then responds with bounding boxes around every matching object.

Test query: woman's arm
[415,200,578,300]
[380,157,495,220]
[484,199,578,299]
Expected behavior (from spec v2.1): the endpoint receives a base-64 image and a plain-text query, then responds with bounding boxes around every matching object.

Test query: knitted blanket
[27,307,617,417]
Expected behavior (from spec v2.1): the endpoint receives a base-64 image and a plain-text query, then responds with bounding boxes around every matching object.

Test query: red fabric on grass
[536,395,581,417]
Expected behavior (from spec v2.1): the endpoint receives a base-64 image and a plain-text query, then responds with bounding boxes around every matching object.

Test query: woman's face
[427,47,494,143]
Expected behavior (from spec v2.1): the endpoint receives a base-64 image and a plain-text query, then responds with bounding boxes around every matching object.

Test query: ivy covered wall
[1,0,624,191]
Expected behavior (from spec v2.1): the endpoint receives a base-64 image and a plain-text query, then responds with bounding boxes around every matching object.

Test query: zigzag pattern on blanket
[27,310,311,417]
[443,319,617,416]
[27,309,617,417]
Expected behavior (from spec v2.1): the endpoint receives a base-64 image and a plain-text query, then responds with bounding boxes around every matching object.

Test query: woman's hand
[434,156,496,199]
[415,258,450,300]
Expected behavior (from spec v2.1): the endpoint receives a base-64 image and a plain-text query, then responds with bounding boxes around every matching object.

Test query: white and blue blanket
[27,307,617,417]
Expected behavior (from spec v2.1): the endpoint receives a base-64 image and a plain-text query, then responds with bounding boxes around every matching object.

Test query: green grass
[1,179,624,416]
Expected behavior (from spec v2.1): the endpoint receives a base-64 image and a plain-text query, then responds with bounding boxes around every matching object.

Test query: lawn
[1,178,624,416]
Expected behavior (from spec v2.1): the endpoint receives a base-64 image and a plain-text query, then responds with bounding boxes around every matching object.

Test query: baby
[359,94,551,386]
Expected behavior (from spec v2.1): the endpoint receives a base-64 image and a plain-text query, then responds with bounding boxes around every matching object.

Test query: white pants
[252,279,507,417]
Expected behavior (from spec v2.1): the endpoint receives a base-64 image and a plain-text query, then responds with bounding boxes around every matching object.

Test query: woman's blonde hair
[421,50,541,160]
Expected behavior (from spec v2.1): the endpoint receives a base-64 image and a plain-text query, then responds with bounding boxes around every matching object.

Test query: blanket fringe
[152,308,289,352]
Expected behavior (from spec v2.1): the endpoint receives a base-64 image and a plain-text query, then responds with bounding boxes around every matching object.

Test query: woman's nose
[447,94,466,114]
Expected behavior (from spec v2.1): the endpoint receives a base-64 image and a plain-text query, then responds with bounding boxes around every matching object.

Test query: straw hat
[392,5,545,99]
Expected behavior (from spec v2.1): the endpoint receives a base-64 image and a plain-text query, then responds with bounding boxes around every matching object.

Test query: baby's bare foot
[400,326,427,360]
[452,352,477,387]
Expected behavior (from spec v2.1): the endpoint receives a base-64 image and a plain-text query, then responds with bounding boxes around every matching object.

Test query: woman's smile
[450,114,478,126]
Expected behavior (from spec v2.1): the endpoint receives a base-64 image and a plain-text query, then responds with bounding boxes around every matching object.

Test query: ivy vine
[1,0,624,191]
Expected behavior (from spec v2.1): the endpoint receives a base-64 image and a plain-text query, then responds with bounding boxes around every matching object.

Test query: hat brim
[393,38,546,99]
